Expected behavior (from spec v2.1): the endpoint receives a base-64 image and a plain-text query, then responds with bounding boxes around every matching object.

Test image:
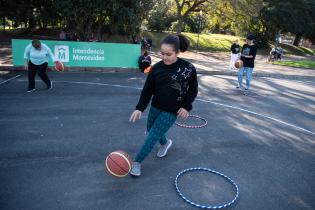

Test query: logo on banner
[55,45,69,62]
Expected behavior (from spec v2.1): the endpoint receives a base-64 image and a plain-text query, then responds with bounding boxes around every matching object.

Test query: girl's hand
[177,108,189,120]
[129,110,142,122]
[24,61,28,70]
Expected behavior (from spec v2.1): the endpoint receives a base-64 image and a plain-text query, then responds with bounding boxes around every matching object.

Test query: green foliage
[260,0,315,45]
[1,0,314,46]
[147,0,176,32]
[273,60,315,69]
[174,0,210,34]
[1,0,155,40]
[184,13,207,33]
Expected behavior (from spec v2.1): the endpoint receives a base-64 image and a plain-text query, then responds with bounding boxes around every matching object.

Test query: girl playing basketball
[129,34,198,176]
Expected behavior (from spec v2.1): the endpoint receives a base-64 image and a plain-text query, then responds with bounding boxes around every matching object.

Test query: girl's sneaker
[130,162,141,176]
[157,139,172,158]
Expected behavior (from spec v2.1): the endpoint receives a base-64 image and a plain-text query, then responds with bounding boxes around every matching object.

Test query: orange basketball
[144,65,152,74]
[234,60,243,69]
[54,61,64,71]
[105,150,132,178]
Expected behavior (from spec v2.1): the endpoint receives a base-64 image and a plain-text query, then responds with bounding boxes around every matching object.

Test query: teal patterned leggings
[135,106,177,163]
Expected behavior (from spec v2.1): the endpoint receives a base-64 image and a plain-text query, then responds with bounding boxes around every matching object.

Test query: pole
[276,30,281,47]
[196,10,202,52]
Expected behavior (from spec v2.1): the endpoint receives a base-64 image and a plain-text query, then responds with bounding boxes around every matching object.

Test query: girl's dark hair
[161,34,190,53]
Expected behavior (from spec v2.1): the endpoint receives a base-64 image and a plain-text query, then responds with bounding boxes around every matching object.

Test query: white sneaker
[47,81,53,90]
[157,139,172,158]
[27,88,36,93]
[130,162,141,176]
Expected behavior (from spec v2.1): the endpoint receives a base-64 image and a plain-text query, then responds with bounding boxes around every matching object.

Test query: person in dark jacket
[129,34,198,176]
[237,34,257,91]
[138,51,152,72]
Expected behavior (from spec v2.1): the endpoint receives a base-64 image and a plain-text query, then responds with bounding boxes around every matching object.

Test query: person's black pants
[139,62,150,72]
[28,61,51,89]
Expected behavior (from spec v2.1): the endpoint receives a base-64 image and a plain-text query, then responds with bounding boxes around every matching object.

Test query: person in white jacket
[24,39,58,92]
[229,39,240,70]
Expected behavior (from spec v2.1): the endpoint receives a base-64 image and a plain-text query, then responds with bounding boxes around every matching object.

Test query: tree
[53,0,154,41]
[147,0,175,32]
[260,0,315,46]
[174,0,210,34]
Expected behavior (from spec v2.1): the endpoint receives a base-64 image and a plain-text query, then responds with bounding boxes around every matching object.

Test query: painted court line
[13,79,315,135]
[196,98,315,136]
[58,80,143,90]
[61,80,315,136]
[0,74,21,85]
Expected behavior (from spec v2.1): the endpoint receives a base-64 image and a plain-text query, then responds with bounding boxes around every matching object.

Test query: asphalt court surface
[0,72,314,210]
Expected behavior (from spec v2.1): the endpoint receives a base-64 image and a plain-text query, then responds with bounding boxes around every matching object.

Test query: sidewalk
[1,43,315,79]
[166,51,315,79]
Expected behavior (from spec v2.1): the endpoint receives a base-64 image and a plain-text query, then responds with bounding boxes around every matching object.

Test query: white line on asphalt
[0,74,21,85]
[196,98,315,135]
[13,79,315,135]
[58,80,143,90]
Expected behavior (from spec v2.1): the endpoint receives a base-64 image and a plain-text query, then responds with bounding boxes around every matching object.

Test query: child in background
[230,39,240,70]
[138,51,152,73]
[237,34,257,91]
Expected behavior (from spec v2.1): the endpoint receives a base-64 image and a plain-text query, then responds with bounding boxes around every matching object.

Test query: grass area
[142,31,245,52]
[277,43,315,56]
[300,46,315,56]
[142,31,315,56]
[273,60,315,69]
[187,33,246,52]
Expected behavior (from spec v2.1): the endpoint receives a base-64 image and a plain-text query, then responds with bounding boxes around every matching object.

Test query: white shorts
[230,53,239,68]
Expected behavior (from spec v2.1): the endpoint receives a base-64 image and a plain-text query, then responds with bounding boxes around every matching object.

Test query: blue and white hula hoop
[175,167,239,209]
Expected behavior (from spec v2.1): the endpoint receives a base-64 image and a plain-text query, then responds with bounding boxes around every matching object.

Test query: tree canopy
[1,0,314,46]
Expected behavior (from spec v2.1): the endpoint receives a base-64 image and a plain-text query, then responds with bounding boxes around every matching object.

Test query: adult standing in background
[229,39,240,70]
[24,39,57,92]
[237,34,257,91]
[59,29,66,40]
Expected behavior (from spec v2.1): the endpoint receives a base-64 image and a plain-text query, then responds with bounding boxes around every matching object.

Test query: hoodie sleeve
[181,67,198,111]
[135,69,155,112]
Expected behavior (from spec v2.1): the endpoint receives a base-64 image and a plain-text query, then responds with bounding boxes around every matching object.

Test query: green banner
[12,39,141,68]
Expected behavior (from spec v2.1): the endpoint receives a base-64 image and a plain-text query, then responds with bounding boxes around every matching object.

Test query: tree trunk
[177,17,184,34]
[175,0,183,35]
[293,33,303,46]
[96,11,103,41]
[28,16,36,29]
[2,17,5,32]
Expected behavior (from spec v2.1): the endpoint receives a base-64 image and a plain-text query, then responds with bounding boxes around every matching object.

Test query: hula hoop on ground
[175,167,239,209]
[175,115,207,128]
